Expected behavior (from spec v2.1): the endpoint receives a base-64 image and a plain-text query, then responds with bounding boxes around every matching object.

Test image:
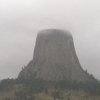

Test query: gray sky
[0,0,100,80]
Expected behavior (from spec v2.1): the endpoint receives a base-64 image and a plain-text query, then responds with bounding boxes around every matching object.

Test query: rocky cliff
[18,29,95,82]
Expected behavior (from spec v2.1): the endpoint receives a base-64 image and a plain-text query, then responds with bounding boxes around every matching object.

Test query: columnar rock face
[18,29,95,82]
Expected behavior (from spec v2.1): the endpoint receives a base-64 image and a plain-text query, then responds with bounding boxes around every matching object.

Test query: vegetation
[0,78,100,100]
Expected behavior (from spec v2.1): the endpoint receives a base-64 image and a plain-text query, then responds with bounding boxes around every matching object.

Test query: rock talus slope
[18,29,95,82]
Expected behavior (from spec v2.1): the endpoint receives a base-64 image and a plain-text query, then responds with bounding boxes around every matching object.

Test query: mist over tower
[18,29,95,82]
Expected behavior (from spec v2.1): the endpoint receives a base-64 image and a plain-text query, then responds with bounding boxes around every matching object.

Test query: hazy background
[0,0,100,80]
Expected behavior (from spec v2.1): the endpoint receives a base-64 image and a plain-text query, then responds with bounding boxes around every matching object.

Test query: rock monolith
[18,29,95,82]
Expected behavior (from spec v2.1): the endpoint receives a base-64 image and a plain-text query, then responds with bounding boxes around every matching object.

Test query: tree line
[0,78,100,100]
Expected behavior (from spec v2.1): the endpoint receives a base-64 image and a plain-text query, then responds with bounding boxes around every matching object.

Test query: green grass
[0,84,100,100]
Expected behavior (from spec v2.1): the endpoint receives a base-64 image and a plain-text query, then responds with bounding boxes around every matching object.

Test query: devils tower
[18,29,95,82]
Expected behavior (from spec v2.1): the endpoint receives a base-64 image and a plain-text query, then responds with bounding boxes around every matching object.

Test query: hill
[18,29,96,82]
[0,29,99,100]
[0,78,100,100]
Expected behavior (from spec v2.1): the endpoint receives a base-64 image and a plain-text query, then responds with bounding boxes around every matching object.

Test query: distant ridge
[18,29,96,82]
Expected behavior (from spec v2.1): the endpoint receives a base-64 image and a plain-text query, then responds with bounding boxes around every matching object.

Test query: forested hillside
[0,78,100,100]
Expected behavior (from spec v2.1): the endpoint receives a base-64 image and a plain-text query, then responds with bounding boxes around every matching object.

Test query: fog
[0,0,100,80]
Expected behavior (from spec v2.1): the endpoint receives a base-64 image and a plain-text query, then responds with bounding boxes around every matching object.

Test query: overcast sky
[0,0,100,80]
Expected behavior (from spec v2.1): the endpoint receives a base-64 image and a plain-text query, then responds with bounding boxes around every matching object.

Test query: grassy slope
[0,84,100,100]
